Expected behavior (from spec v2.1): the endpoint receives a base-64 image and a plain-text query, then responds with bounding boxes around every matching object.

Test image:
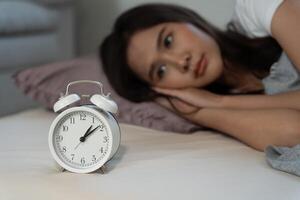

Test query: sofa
[0,0,75,116]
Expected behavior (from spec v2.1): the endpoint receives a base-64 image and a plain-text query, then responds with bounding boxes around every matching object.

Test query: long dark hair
[100,3,282,103]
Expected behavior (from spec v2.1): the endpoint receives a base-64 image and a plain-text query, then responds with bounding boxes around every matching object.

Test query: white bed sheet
[0,108,299,200]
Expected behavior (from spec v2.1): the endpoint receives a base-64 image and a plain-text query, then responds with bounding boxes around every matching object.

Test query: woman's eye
[157,65,167,80]
[163,34,173,48]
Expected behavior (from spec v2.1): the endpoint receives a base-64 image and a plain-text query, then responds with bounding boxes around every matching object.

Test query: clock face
[51,109,111,171]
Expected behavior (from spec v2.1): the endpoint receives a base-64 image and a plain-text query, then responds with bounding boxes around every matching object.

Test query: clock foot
[98,165,107,174]
[54,162,66,172]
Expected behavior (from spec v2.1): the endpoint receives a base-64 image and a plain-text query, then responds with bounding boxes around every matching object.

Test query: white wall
[74,0,236,55]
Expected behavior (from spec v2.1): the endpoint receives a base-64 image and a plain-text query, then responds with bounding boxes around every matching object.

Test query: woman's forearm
[186,107,300,151]
[221,90,300,110]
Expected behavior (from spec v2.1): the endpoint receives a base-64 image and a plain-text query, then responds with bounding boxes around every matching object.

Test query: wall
[74,0,236,55]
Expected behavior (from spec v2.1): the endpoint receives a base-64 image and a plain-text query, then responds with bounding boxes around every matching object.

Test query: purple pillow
[12,54,202,133]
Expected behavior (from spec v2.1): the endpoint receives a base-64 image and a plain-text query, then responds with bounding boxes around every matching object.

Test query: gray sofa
[0,0,75,116]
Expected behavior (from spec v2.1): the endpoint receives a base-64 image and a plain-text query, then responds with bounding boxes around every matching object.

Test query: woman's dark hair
[100,3,282,103]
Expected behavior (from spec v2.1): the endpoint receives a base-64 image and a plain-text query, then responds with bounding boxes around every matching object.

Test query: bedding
[0,107,299,200]
[12,55,201,133]
[266,144,300,176]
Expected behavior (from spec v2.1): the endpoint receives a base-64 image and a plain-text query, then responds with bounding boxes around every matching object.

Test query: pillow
[12,54,202,133]
[0,1,57,34]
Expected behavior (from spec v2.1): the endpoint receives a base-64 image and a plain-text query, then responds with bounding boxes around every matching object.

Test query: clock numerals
[71,154,75,161]
[80,113,86,121]
[81,157,85,165]
[92,117,95,124]
[92,155,97,162]
[103,136,108,143]
[63,125,68,132]
[99,125,104,132]
[62,146,67,153]
[70,117,75,124]
[100,147,104,153]
[56,135,63,142]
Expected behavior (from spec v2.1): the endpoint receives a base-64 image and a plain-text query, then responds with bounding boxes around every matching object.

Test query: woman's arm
[154,87,300,110]
[272,0,300,69]
[222,90,300,110]
[183,107,300,151]
[155,97,300,151]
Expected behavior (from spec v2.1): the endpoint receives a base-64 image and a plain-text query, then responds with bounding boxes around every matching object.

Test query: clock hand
[83,125,93,138]
[74,141,81,150]
[74,125,93,150]
[78,125,100,144]
[83,125,98,138]
[83,125,100,139]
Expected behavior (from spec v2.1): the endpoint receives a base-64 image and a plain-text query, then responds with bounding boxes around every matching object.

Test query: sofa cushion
[0,1,57,34]
[0,32,62,70]
[33,0,74,5]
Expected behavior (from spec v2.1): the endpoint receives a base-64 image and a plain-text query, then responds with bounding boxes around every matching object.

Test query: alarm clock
[48,80,121,174]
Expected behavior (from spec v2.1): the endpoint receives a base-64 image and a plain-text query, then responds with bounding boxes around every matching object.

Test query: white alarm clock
[48,80,121,174]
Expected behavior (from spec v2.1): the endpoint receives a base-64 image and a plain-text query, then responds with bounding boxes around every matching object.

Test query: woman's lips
[194,54,207,77]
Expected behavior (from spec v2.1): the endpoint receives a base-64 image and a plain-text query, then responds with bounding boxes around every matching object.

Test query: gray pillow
[0,1,57,34]
[12,55,202,133]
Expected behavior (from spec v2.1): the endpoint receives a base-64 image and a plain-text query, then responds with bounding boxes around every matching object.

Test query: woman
[100,0,300,151]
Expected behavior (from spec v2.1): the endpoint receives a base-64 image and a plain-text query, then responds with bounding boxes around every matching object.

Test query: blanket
[265,144,300,177]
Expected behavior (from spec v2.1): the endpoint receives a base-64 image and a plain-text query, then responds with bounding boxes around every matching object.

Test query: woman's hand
[152,87,224,109]
[154,96,201,115]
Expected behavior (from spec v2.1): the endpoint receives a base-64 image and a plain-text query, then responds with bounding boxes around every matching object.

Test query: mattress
[0,108,299,200]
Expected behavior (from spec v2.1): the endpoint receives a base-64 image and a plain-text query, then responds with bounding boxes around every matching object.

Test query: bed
[0,107,299,200]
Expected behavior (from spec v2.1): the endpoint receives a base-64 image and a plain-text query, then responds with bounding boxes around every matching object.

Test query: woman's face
[126,22,224,89]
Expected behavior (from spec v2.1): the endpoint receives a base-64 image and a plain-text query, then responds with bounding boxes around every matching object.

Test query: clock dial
[52,110,110,169]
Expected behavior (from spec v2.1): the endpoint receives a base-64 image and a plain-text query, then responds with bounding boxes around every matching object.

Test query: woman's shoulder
[231,0,284,38]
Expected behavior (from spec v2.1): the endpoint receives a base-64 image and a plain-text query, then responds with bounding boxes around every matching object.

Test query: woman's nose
[163,53,191,72]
